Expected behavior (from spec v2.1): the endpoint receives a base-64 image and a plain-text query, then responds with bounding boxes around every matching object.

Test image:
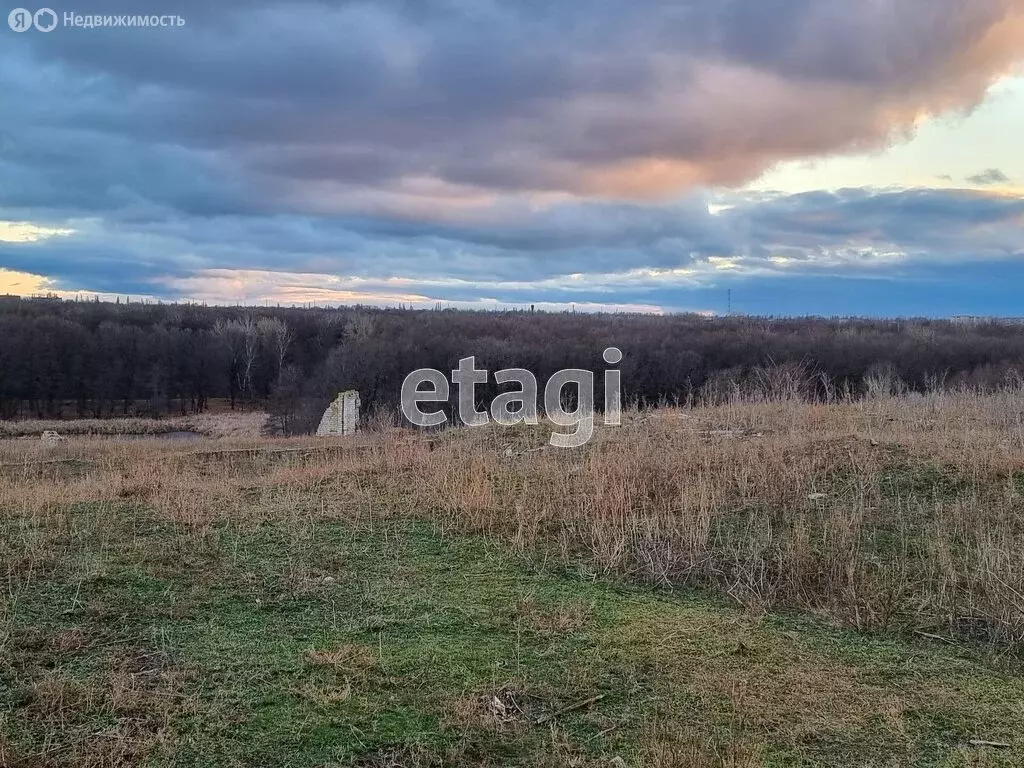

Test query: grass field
[3,391,1024,766]
[0,412,267,440]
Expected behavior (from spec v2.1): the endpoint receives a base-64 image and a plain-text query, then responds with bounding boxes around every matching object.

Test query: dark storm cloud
[2,0,1024,308]
[4,0,1024,215]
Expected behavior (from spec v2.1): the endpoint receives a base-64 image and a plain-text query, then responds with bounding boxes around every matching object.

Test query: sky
[1,0,1023,317]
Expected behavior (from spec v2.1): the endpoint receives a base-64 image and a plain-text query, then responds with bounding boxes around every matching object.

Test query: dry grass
[2,389,1024,654]
[3,639,196,766]
[411,389,1024,649]
[4,393,1024,768]
[510,597,595,636]
[307,643,378,674]
[0,411,268,439]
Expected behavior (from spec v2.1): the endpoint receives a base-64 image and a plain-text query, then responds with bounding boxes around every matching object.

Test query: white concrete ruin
[316,390,361,437]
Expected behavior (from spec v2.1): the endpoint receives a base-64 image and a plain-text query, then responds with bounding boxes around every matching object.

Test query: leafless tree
[258,317,294,385]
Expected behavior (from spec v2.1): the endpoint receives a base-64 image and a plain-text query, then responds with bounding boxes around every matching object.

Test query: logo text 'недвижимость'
[8,8,185,31]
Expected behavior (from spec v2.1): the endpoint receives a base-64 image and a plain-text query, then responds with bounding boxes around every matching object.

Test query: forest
[2,295,1024,432]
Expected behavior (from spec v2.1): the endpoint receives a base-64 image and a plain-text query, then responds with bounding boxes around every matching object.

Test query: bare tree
[258,317,294,385]
[214,316,260,408]
[239,315,260,404]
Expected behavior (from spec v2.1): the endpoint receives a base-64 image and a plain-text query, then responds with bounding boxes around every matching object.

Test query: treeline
[2,296,1024,430]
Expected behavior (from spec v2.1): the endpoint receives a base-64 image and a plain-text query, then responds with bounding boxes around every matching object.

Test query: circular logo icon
[8,7,33,31]
[33,7,57,31]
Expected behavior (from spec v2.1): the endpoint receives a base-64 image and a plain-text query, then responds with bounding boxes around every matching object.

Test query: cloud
[3,187,1022,313]
[2,0,1024,219]
[3,0,1024,315]
[967,168,1012,185]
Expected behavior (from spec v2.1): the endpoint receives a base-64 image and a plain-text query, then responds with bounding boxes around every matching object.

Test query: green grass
[3,506,1024,766]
